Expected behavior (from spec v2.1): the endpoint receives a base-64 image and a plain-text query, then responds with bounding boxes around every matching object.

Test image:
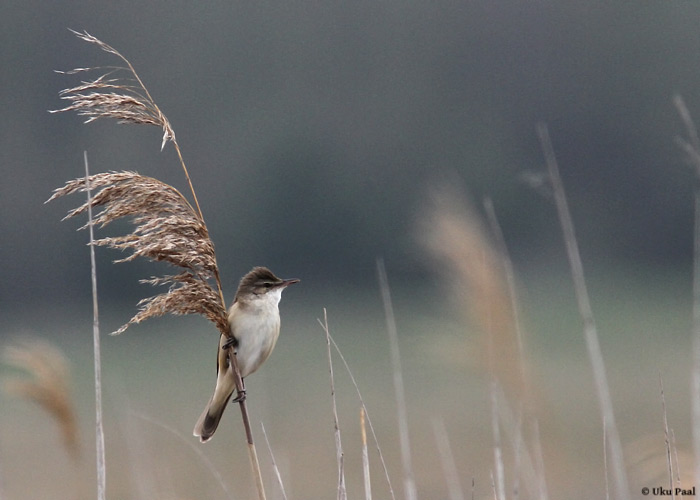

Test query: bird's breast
[229,304,281,378]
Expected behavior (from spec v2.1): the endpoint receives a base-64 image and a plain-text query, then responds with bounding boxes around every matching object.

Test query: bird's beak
[280,278,300,288]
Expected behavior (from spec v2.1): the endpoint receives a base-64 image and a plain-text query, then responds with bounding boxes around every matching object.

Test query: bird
[194,266,299,442]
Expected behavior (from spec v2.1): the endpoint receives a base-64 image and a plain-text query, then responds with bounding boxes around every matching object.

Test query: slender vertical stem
[361,407,372,500]
[673,94,700,491]
[432,418,465,500]
[603,420,610,500]
[325,334,396,500]
[490,381,506,500]
[659,374,676,500]
[226,348,266,500]
[261,422,289,500]
[245,423,266,500]
[693,192,700,491]
[321,309,347,500]
[85,151,106,500]
[536,124,630,500]
[377,259,417,500]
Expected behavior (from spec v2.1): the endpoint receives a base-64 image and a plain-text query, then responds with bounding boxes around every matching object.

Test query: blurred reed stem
[537,122,630,500]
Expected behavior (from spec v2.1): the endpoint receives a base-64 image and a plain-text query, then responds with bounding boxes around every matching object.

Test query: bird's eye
[263,282,272,288]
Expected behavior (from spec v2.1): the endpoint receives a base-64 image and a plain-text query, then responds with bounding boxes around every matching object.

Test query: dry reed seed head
[117,272,229,336]
[49,32,226,334]
[3,339,81,459]
[47,171,228,335]
[418,186,529,401]
[51,30,175,150]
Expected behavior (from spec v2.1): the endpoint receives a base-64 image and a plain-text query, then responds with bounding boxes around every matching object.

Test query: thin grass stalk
[491,384,545,500]
[672,94,700,491]
[530,420,549,500]
[0,451,4,500]
[511,409,522,500]
[122,399,160,499]
[169,137,227,311]
[246,418,266,500]
[490,381,506,500]
[482,198,525,371]
[131,411,234,500]
[659,374,676,500]
[377,259,417,500]
[261,422,289,500]
[603,421,610,500]
[671,429,682,489]
[536,123,630,500]
[85,152,107,500]
[228,350,265,500]
[432,418,465,500]
[361,408,372,500]
[320,308,347,500]
[483,198,550,499]
[326,334,396,500]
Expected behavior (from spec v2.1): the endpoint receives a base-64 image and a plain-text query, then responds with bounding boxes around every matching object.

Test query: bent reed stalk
[48,30,266,500]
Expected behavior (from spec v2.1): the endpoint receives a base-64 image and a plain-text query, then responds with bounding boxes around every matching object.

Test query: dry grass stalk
[659,374,676,500]
[260,422,289,500]
[84,153,106,500]
[490,381,506,500]
[3,339,80,459]
[376,259,417,500]
[626,433,694,494]
[432,418,465,500]
[131,411,234,500]
[361,407,372,500]
[320,308,347,500]
[537,122,630,500]
[673,94,700,491]
[47,171,228,336]
[325,331,396,500]
[603,421,610,500]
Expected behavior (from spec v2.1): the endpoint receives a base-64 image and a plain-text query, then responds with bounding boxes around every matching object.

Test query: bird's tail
[193,391,233,443]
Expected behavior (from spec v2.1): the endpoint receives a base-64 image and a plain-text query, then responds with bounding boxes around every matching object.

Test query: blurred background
[2,1,700,499]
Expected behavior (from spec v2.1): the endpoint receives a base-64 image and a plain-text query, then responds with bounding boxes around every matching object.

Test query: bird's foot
[231,390,247,404]
[222,336,237,350]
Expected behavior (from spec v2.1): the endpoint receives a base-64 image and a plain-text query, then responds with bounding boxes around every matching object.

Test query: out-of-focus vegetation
[2,1,700,498]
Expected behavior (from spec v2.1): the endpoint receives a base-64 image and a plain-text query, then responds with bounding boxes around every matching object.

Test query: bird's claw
[230,390,247,404]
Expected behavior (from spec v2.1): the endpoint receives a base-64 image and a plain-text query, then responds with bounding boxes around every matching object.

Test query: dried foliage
[3,339,80,459]
[50,30,174,151]
[49,30,228,336]
[47,171,228,335]
[418,185,520,391]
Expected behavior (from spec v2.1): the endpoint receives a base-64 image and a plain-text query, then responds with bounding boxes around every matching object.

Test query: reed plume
[47,171,228,335]
[50,30,174,150]
[49,30,205,224]
[48,29,227,336]
[3,339,81,459]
